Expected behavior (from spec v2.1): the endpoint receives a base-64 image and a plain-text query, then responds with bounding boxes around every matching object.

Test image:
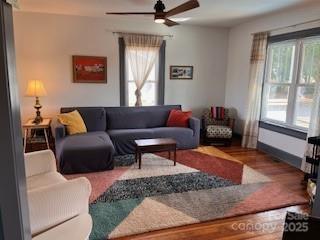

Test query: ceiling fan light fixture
[155,17,165,24]
[154,13,165,24]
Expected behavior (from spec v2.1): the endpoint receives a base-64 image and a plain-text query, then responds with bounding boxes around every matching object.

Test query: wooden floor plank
[116,140,309,240]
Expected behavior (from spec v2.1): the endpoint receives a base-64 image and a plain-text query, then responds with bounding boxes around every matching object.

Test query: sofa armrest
[25,150,57,178]
[32,213,92,240]
[189,117,200,138]
[51,118,66,141]
[28,177,92,236]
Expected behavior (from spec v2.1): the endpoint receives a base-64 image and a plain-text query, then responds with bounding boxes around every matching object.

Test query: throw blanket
[211,106,225,120]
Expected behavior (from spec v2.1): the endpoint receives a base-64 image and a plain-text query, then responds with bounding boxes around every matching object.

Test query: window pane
[128,82,157,107]
[294,86,315,128]
[264,85,290,122]
[127,60,156,82]
[300,39,320,84]
[128,82,136,107]
[128,62,134,80]
[141,82,157,106]
[147,64,156,81]
[127,67,157,107]
[267,43,295,83]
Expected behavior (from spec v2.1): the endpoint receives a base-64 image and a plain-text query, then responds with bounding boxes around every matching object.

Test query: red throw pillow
[167,109,192,128]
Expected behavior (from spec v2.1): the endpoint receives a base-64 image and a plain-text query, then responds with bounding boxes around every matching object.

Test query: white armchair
[25,150,92,240]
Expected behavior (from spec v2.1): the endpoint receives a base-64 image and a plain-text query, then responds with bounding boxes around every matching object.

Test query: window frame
[261,35,320,132]
[119,37,166,107]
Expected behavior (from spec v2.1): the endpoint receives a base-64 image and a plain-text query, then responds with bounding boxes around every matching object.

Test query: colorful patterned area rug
[66,147,307,240]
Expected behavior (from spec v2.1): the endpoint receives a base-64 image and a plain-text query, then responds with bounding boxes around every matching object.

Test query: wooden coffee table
[134,138,177,169]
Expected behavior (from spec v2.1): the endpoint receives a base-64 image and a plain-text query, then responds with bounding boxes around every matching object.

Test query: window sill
[259,121,307,140]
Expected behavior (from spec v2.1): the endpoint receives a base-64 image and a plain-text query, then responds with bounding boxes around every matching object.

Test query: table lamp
[25,80,47,124]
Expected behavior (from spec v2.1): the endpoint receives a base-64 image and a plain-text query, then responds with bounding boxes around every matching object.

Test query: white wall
[225,2,320,158]
[13,12,229,123]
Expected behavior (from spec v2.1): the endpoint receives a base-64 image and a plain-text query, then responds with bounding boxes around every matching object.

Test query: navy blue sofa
[53,105,200,174]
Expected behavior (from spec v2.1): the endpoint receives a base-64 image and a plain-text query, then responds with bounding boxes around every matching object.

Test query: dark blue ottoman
[56,131,115,174]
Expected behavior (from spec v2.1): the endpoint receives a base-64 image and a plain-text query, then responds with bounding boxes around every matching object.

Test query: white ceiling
[17,0,318,27]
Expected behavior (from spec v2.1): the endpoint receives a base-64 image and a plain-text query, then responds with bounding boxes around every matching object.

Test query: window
[119,38,165,107]
[262,37,320,130]
[126,49,159,106]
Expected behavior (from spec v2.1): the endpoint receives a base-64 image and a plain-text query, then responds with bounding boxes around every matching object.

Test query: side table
[23,118,51,153]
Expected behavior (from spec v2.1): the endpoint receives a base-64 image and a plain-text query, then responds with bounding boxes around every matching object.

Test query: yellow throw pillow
[57,110,87,135]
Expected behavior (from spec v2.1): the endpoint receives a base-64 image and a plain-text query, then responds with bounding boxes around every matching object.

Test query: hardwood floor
[117,139,309,240]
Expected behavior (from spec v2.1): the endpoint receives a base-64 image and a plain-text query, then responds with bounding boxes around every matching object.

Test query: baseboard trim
[257,141,302,169]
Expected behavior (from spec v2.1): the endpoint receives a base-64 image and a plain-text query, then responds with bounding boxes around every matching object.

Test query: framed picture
[73,55,107,83]
[170,65,193,80]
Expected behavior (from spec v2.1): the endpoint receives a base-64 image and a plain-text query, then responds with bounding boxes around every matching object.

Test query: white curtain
[242,32,268,148]
[302,81,320,173]
[122,33,163,106]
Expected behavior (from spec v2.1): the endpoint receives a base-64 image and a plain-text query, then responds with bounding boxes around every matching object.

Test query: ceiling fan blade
[165,0,199,18]
[164,19,179,27]
[106,12,155,15]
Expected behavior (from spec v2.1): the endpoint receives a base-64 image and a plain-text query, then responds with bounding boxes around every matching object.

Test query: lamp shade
[25,80,47,97]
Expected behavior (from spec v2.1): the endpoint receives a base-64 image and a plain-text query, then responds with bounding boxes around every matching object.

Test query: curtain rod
[251,18,320,35]
[110,30,173,38]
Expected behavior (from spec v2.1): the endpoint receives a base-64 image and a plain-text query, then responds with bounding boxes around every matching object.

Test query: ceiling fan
[106,0,200,27]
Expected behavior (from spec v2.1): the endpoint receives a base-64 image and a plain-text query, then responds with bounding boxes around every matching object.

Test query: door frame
[0,1,31,239]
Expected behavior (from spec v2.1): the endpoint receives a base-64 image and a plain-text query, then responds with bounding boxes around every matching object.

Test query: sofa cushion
[108,128,154,140]
[105,108,148,129]
[58,110,87,135]
[153,126,192,141]
[145,106,182,128]
[153,127,193,137]
[107,129,155,155]
[166,109,192,128]
[61,107,106,132]
[27,172,66,191]
[153,127,197,150]
[105,105,181,130]
[206,125,232,139]
[60,131,113,151]
[56,131,115,173]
